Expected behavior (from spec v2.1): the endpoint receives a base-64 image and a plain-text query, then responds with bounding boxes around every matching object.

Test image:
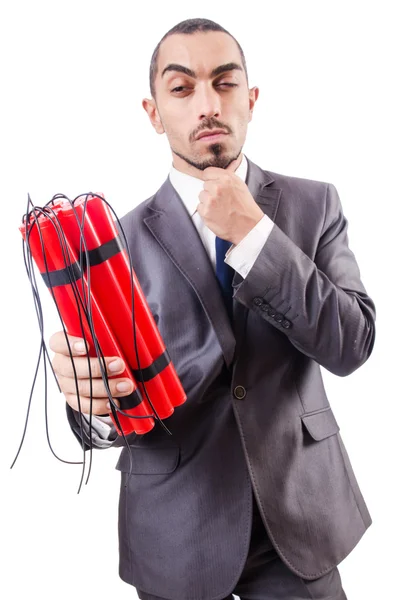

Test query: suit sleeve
[66,403,135,450]
[232,183,376,377]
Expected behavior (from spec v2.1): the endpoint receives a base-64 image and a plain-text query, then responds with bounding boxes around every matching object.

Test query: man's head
[143,18,259,177]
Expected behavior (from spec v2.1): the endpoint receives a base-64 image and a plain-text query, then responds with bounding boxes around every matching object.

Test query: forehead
[157,31,242,76]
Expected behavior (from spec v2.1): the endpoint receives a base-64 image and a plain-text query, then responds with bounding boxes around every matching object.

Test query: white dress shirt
[80,154,274,445]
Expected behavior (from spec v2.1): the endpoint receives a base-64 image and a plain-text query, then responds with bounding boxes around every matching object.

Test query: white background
[1,1,396,599]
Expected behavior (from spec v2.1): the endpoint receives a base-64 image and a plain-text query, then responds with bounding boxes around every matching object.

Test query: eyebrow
[161,62,243,79]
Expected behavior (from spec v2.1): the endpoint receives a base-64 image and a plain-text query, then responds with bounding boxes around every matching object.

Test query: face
[143,31,259,178]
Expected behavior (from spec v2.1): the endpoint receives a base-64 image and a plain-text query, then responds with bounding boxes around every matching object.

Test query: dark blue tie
[215,236,234,321]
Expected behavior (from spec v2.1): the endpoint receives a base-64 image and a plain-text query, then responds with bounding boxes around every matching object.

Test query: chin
[172,144,241,172]
[204,144,240,169]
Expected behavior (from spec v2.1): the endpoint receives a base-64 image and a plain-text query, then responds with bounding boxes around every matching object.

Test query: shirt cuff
[80,413,117,447]
[225,215,274,278]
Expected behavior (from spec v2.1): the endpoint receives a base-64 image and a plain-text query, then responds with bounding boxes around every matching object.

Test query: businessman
[50,18,376,600]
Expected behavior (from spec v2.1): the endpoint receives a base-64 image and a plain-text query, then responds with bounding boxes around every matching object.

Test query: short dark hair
[149,18,248,99]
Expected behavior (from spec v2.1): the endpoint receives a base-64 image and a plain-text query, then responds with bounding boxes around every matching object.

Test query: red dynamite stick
[21,210,155,436]
[71,195,186,413]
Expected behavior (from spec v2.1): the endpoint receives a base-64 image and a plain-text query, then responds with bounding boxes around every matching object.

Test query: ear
[142,98,165,134]
[248,87,259,122]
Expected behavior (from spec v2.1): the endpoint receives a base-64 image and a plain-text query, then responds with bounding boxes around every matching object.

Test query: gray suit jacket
[67,157,376,600]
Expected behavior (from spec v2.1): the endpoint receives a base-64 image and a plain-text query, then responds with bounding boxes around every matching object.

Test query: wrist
[231,211,264,245]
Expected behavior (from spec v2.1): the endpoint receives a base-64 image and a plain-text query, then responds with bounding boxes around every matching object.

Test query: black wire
[11,199,85,478]
[11,199,63,469]
[26,206,89,492]
[16,191,175,491]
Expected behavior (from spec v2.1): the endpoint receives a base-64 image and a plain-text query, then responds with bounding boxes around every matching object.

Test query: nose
[195,82,222,120]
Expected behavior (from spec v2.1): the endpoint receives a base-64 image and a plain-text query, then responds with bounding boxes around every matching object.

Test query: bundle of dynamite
[19,193,186,442]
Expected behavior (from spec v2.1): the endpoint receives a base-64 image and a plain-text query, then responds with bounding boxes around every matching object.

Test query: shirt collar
[169,154,248,218]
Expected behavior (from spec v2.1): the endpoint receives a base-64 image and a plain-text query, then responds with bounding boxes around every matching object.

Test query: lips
[196,129,228,140]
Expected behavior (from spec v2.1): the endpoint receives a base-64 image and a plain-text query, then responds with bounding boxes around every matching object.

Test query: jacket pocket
[115,444,180,475]
[300,406,340,441]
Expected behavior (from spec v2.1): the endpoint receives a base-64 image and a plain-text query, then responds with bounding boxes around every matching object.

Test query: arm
[232,183,376,376]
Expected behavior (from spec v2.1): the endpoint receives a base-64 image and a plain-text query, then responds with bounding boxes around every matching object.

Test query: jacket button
[234,385,246,400]
[282,319,291,329]
[275,312,284,322]
[253,297,263,306]
[269,308,277,318]
[260,303,270,312]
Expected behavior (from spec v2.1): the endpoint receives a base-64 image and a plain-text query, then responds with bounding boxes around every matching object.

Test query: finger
[57,373,134,398]
[202,180,217,192]
[64,393,120,415]
[49,331,90,356]
[198,189,209,204]
[52,353,125,379]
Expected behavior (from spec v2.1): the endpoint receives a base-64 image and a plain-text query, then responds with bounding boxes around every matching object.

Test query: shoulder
[264,168,331,199]
[251,164,343,238]
[119,193,156,228]
[258,167,340,226]
[108,194,157,262]
[246,157,334,208]
[119,175,172,228]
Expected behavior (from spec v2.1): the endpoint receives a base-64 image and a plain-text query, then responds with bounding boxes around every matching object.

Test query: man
[50,18,376,600]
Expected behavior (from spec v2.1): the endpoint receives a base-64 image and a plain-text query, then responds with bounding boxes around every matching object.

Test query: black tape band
[83,235,125,268]
[118,350,171,409]
[118,388,144,410]
[41,261,82,288]
[132,349,171,383]
[41,235,125,288]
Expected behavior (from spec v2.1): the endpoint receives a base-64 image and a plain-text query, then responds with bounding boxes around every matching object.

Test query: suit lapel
[143,157,281,368]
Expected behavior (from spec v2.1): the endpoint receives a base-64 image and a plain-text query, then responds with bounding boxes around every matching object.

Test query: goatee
[172,145,242,171]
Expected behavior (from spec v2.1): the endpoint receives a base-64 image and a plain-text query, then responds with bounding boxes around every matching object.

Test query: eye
[171,86,189,93]
[171,83,238,93]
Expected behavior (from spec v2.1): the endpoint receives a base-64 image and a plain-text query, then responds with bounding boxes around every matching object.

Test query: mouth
[196,129,229,142]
